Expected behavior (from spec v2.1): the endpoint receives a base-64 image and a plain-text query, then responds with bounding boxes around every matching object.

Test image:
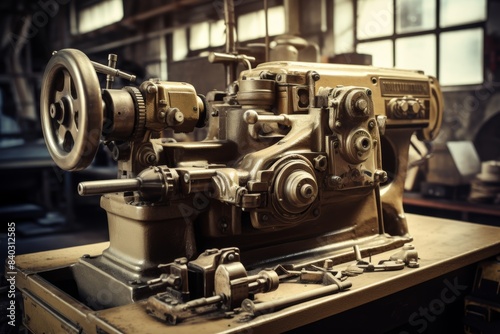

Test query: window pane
[396,0,436,34]
[268,6,286,36]
[440,0,486,28]
[238,11,262,42]
[357,40,393,68]
[396,34,436,77]
[238,6,285,42]
[210,20,226,47]
[357,0,394,40]
[173,29,188,61]
[78,0,123,34]
[439,28,483,85]
[334,0,354,53]
[190,22,210,50]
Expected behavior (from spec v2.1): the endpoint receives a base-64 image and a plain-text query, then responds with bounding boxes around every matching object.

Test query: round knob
[355,98,368,115]
[284,170,318,208]
[345,89,372,119]
[407,100,422,117]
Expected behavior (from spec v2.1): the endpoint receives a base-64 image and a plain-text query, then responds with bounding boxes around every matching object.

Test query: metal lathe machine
[12,29,443,331]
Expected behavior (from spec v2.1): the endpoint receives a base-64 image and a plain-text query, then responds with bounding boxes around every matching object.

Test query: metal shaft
[241,280,352,316]
[78,179,141,196]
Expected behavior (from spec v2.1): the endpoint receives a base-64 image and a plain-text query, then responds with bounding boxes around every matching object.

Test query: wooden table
[13,214,500,333]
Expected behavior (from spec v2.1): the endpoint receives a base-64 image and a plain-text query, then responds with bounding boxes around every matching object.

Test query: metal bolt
[335,120,342,128]
[147,85,158,94]
[329,175,342,187]
[314,155,327,171]
[146,154,156,164]
[368,120,375,129]
[355,99,368,115]
[183,174,190,183]
[262,214,269,221]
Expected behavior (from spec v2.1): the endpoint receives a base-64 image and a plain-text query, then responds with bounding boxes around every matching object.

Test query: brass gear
[124,86,146,141]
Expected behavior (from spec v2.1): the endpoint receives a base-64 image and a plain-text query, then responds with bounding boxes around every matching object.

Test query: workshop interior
[1,0,500,333]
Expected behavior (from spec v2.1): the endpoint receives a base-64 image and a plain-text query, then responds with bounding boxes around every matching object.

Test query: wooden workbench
[14,214,500,333]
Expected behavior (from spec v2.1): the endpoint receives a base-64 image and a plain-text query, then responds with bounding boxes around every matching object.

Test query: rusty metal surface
[14,214,500,333]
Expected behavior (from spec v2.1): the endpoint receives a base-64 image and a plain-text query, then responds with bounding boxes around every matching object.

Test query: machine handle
[78,179,141,196]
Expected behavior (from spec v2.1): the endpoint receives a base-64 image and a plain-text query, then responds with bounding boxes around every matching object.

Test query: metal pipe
[224,0,237,86]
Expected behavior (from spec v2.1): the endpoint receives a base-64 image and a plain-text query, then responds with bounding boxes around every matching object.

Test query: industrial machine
[12,44,442,332]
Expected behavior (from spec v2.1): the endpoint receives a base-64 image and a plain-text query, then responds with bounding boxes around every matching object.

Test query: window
[337,0,487,86]
[173,29,188,61]
[190,22,210,50]
[172,5,286,61]
[75,0,124,34]
[440,28,483,85]
[237,6,285,42]
[210,20,226,47]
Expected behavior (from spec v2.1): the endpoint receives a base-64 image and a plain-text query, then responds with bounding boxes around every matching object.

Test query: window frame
[353,0,488,87]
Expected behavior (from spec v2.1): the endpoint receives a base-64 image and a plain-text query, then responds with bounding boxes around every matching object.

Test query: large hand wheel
[40,49,103,171]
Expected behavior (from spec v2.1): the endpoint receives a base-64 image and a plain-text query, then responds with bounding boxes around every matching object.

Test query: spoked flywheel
[40,49,103,171]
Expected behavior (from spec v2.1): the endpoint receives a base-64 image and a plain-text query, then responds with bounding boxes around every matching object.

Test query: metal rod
[106,54,118,89]
[241,280,352,316]
[264,0,269,62]
[78,179,141,196]
[224,0,237,86]
[91,61,136,82]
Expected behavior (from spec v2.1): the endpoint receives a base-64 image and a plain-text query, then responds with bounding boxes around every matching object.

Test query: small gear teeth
[124,86,146,141]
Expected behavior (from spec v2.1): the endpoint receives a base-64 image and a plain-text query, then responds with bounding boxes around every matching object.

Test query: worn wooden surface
[14,214,500,333]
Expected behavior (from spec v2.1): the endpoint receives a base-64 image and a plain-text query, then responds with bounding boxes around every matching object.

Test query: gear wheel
[124,86,146,141]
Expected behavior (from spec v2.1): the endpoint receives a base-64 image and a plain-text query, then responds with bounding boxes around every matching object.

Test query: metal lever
[243,110,292,126]
[91,60,136,83]
[208,52,255,69]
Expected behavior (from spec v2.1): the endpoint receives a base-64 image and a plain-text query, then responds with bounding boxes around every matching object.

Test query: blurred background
[0,0,499,257]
